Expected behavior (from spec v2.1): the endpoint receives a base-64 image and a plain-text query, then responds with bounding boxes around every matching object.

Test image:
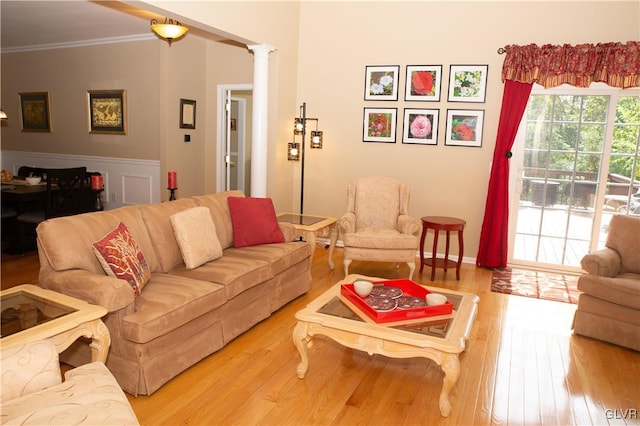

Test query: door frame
[216,84,252,192]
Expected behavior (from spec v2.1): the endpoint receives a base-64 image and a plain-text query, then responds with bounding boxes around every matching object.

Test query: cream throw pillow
[170,207,223,269]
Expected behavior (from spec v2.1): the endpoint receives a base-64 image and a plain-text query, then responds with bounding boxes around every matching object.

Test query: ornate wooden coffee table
[293,274,479,417]
[1,284,110,362]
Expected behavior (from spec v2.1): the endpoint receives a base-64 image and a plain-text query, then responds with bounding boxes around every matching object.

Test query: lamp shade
[0,109,7,120]
[151,18,188,45]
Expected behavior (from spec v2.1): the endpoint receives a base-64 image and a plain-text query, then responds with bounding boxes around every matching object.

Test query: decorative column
[248,44,275,197]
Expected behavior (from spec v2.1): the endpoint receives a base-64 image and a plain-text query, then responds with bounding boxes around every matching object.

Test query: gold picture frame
[87,89,127,134]
[19,92,52,132]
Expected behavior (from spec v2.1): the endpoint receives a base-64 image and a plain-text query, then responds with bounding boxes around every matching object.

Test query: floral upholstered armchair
[338,176,420,278]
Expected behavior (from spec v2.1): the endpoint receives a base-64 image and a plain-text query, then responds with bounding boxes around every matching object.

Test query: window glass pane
[525,122,551,149]
[551,123,578,149]
[553,95,581,121]
[579,124,605,152]
[582,96,608,122]
[527,95,553,121]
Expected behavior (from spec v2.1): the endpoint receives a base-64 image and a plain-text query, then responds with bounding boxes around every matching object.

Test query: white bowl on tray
[25,176,42,185]
[353,280,374,297]
[426,293,447,306]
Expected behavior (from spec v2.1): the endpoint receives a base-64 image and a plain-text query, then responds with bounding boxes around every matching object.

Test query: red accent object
[476,80,533,268]
[411,71,434,95]
[340,279,452,324]
[227,197,285,248]
[419,216,466,281]
[90,175,104,190]
[168,171,177,189]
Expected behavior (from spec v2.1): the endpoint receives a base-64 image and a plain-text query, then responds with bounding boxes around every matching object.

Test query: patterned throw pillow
[92,222,151,296]
[170,207,223,269]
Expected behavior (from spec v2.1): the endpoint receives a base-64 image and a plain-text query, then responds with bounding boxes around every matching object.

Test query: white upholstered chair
[338,176,420,278]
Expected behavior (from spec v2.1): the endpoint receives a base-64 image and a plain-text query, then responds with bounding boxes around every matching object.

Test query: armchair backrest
[606,214,640,274]
[347,176,410,230]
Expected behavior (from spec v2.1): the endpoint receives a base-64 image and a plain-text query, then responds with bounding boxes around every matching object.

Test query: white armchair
[338,176,420,278]
[1,338,139,425]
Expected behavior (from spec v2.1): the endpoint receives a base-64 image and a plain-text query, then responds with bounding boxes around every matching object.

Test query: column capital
[248,44,276,55]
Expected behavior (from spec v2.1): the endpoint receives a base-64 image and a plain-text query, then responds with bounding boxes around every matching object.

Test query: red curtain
[476,80,532,268]
[476,41,640,268]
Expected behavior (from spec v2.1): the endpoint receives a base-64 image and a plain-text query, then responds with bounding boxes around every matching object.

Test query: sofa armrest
[581,248,621,277]
[39,269,135,312]
[397,215,420,235]
[338,212,356,234]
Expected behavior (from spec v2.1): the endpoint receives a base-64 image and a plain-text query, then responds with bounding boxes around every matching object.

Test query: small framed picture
[180,98,196,129]
[363,107,397,143]
[364,65,400,101]
[402,108,439,145]
[447,65,488,103]
[19,92,52,132]
[404,65,442,101]
[87,90,126,134]
[445,109,484,147]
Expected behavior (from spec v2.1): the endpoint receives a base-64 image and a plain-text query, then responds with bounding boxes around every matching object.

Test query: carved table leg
[438,353,460,417]
[293,321,310,379]
[89,320,111,363]
[328,223,338,270]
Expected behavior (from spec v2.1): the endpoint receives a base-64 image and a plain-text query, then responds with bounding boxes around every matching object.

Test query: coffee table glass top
[1,290,77,337]
[277,213,325,226]
[317,292,462,339]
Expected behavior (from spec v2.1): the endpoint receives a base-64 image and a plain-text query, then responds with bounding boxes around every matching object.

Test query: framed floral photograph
[402,108,439,145]
[19,92,52,132]
[363,107,397,143]
[444,109,484,147]
[447,65,488,103]
[364,65,400,101]
[404,65,442,101]
[87,89,127,134]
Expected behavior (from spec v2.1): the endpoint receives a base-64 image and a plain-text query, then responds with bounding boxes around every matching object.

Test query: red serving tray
[340,278,453,324]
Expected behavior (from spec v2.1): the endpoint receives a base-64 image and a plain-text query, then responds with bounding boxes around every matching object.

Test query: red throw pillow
[227,197,285,248]
[92,222,151,296]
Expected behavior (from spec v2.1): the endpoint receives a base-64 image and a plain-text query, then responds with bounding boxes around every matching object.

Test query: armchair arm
[338,212,356,234]
[397,215,420,235]
[39,269,135,312]
[581,248,621,277]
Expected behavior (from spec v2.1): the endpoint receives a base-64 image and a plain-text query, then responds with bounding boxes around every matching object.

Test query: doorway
[217,85,253,193]
[509,85,640,272]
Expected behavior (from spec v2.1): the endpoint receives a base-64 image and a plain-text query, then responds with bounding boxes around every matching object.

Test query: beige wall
[294,1,640,259]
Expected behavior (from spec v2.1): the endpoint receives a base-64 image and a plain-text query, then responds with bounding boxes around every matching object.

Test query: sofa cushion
[37,206,160,274]
[224,241,312,276]
[139,198,199,273]
[227,197,284,248]
[1,339,61,402]
[605,214,640,274]
[170,207,223,269]
[192,191,244,250]
[122,273,227,344]
[169,255,273,300]
[343,228,418,249]
[577,272,640,310]
[93,222,151,296]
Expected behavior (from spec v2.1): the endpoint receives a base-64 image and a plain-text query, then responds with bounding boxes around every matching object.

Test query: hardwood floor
[2,246,639,425]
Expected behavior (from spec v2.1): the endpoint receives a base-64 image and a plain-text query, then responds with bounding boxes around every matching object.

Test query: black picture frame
[87,90,127,134]
[180,99,196,129]
[19,92,52,132]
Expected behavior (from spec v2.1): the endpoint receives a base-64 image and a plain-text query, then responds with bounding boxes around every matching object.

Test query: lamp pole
[299,102,307,215]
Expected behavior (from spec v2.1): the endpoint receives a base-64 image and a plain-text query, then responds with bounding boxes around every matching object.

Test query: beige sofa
[1,338,139,425]
[572,214,640,351]
[36,190,312,395]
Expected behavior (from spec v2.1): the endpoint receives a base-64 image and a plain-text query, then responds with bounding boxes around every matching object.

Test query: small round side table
[419,216,466,281]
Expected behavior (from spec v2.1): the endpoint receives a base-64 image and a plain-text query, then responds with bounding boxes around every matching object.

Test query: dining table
[1,179,48,215]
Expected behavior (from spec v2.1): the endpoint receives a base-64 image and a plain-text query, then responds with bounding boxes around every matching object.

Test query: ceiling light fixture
[150,18,188,46]
[0,109,7,120]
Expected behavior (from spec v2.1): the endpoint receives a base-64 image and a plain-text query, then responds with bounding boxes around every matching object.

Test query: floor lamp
[287,102,323,215]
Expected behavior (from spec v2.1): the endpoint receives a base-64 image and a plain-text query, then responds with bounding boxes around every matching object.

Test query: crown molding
[1,33,156,53]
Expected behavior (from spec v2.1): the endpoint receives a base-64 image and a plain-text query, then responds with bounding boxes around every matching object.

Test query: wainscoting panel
[0,150,160,209]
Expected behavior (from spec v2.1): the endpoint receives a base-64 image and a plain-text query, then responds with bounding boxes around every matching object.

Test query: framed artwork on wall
[447,65,488,103]
[364,65,400,101]
[444,109,484,147]
[363,107,397,143]
[402,108,439,145]
[180,99,196,129]
[87,90,127,134]
[404,65,442,101]
[19,92,52,132]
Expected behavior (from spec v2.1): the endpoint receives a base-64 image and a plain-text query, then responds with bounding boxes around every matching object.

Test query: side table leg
[293,321,311,378]
[456,229,464,280]
[431,230,439,281]
[419,226,427,273]
[439,353,460,417]
[444,230,451,273]
[328,223,338,270]
[89,320,111,363]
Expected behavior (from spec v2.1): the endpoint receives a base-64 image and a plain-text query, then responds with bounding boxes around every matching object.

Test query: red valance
[501,41,640,89]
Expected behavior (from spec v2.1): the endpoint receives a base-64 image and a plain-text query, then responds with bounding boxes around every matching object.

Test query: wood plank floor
[2,246,639,425]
